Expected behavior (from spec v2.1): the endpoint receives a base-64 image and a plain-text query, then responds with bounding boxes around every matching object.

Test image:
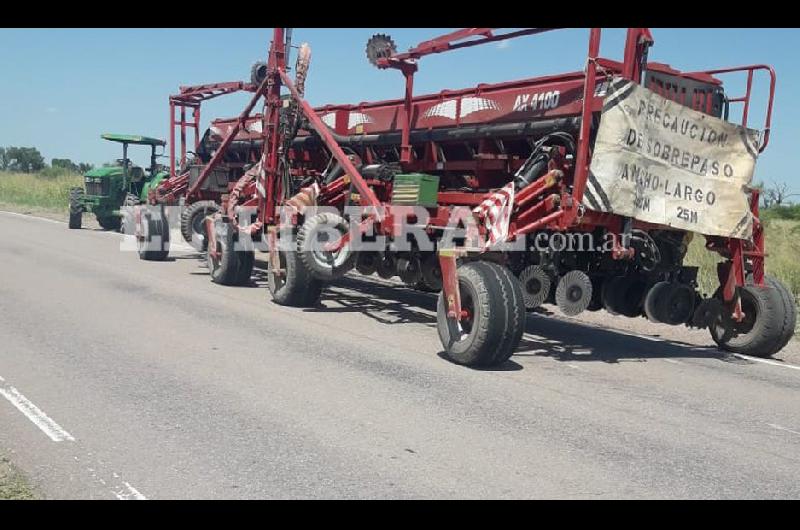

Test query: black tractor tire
[206,218,250,286]
[96,214,121,231]
[267,244,323,307]
[181,200,220,251]
[68,187,84,229]
[120,193,140,235]
[297,212,356,280]
[436,261,525,368]
[711,274,797,358]
[137,204,170,261]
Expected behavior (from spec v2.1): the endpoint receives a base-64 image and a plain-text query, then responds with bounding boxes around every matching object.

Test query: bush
[0,170,83,212]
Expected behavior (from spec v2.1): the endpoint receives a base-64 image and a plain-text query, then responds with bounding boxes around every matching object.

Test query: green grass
[0,170,83,213]
[0,456,36,500]
[684,218,800,306]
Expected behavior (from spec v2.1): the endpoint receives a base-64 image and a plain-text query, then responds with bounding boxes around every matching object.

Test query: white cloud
[496,40,510,50]
[45,107,58,113]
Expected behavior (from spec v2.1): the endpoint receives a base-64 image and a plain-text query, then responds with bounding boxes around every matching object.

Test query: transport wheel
[656,283,695,326]
[297,212,356,280]
[207,218,250,286]
[268,245,323,307]
[68,187,83,229]
[419,253,443,291]
[587,277,604,311]
[555,270,593,316]
[397,256,422,285]
[355,252,379,276]
[181,200,219,251]
[376,253,396,279]
[643,281,671,323]
[120,193,140,235]
[710,274,797,357]
[436,261,525,367]
[602,275,647,317]
[96,214,121,231]
[517,264,551,310]
[137,204,170,261]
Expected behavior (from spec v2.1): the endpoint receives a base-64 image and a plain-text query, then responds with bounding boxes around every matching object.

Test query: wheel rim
[456,290,475,339]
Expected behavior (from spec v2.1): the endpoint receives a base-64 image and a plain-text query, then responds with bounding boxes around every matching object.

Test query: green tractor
[68,134,169,230]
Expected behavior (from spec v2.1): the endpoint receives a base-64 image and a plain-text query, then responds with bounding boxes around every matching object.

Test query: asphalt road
[1,210,799,499]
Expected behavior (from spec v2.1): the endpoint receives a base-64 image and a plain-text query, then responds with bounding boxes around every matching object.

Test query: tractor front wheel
[68,187,84,229]
[436,261,525,368]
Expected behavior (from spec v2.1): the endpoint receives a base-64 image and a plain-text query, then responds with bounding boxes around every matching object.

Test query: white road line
[767,423,800,436]
[734,354,800,371]
[113,482,147,500]
[535,314,800,373]
[0,210,64,224]
[0,381,75,442]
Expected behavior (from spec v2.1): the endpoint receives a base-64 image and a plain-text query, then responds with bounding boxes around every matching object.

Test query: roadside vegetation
[0,170,83,213]
[0,455,37,500]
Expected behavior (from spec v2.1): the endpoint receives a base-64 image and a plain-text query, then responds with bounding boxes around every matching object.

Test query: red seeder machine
[136,28,796,367]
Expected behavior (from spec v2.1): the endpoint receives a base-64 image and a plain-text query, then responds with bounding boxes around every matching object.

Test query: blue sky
[0,28,797,191]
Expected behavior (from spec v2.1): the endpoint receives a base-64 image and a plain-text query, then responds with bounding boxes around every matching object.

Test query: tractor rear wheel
[68,187,83,229]
[267,244,323,307]
[181,200,220,251]
[711,274,797,358]
[206,217,251,286]
[436,261,525,368]
[137,204,170,261]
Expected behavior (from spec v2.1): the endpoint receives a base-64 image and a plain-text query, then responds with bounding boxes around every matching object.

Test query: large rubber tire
[181,200,220,251]
[96,214,121,231]
[68,187,83,229]
[206,219,251,286]
[120,193,140,235]
[297,212,356,280]
[711,274,797,357]
[602,275,647,317]
[267,245,323,307]
[436,261,524,368]
[137,205,170,261]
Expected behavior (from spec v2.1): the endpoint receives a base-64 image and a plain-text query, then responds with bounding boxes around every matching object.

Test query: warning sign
[585,77,760,239]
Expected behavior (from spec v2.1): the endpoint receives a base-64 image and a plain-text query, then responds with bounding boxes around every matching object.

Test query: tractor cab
[69,133,169,231]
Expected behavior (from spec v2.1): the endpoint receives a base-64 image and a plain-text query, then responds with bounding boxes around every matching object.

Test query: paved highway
[1,210,798,499]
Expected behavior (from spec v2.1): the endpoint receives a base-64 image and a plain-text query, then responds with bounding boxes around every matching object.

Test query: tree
[763,181,799,208]
[4,146,45,172]
[0,147,7,171]
[52,158,79,172]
